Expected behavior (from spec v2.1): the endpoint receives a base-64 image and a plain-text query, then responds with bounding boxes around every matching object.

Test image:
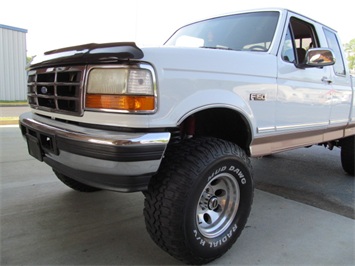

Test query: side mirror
[304,48,336,67]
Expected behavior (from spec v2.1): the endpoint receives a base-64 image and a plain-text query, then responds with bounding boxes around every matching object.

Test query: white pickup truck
[20,8,354,264]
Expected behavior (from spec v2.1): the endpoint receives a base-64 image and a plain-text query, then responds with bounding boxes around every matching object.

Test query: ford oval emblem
[41,86,48,94]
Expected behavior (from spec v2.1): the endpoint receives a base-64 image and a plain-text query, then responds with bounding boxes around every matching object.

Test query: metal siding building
[0,24,28,101]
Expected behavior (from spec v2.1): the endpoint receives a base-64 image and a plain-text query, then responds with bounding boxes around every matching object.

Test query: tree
[344,39,355,73]
[26,55,36,66]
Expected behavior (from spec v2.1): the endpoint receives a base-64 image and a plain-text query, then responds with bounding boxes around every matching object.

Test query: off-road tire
[54,170,101,192]
[340,136,355,176]
[144,137,254,264]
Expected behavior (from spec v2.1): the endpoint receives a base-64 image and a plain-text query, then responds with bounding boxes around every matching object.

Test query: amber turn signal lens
[86,94,155,111]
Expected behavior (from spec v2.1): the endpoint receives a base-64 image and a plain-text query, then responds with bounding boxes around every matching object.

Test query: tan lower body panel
[250,122,355,157]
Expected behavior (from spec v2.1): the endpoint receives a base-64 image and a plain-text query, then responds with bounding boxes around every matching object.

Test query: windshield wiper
[200,46,234,51]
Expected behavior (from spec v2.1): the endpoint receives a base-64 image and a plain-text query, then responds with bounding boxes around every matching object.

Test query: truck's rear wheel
[144,138,254,264]
[340,136,355,176]
[53,170,101,192]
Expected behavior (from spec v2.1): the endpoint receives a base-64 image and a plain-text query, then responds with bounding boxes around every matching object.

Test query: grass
[0,101,28,106]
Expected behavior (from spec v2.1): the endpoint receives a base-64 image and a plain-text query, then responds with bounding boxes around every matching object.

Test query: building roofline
[0,24,28,33]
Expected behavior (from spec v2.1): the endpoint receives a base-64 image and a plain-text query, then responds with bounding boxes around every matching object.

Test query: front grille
[27,66,86,116]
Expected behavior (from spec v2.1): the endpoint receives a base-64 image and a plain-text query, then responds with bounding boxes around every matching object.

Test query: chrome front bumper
[19,112,170,192]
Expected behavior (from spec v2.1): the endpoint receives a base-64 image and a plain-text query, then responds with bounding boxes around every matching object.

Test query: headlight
[85,66,156,112]
[87,69,128,94]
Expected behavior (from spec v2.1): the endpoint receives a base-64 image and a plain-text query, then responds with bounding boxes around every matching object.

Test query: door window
[323,29,346,76]
[281,17,319,65]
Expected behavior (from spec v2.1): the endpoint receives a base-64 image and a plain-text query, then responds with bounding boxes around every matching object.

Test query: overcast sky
[1,0,354,56]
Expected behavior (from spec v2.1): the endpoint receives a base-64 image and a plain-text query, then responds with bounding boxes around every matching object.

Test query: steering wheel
[247,45,267,51]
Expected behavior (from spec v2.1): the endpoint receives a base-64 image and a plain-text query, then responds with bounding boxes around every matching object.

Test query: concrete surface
[1,126,354,265]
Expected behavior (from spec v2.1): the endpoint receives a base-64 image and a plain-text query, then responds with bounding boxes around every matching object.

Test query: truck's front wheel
[144,138,254,264]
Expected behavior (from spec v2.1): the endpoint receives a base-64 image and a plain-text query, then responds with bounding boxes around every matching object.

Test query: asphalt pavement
[0,107,354,265]
[0,106,30,125]
[252,146,355,219]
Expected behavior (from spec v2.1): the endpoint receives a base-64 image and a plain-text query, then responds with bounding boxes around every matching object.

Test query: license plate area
[26,134,43,161]
[25,129,58,161]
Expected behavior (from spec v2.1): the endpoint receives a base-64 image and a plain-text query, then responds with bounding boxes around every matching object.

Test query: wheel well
[179,108,252,154]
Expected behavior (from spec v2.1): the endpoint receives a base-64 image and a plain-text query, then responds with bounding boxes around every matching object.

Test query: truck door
[276,16,332,141]
[323,29,353,139]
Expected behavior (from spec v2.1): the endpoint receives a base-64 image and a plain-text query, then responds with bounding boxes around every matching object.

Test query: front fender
[151,86,256,135]
[175,89,254,127]
[142,47,277,134]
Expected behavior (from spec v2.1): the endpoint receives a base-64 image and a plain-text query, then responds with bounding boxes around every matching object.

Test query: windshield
[165,11,280,51]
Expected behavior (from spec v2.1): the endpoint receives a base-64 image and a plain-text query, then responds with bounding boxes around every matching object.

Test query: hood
[141,46,277,78]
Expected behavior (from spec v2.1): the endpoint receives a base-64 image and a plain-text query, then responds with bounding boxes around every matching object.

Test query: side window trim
[281,26,296,63]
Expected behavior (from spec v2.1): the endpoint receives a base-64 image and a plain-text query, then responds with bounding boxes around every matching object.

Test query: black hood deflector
[30,42,144,69]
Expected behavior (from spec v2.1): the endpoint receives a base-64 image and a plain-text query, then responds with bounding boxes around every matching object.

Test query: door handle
[321,77,332,84]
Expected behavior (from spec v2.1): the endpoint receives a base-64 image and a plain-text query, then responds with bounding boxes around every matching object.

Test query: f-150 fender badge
[250,93,266,101]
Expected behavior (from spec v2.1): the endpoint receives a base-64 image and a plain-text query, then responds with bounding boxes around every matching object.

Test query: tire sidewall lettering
[192,222,238,248]
[207,160,248,186]
[186,158,253,253]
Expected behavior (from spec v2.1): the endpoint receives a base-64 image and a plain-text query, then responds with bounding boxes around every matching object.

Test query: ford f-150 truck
[19,8,354,264]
